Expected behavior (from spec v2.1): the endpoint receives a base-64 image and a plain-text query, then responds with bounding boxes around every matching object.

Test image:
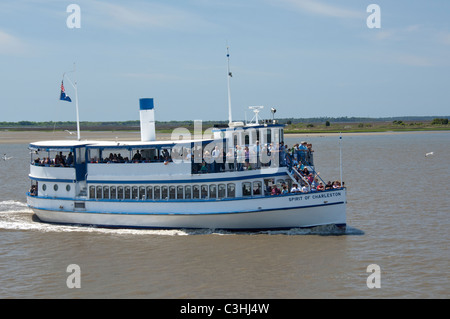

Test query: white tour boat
[26,54,346,230]
[26,98,346,230]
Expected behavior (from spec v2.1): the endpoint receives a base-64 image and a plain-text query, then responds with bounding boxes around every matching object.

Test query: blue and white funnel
[139,98,156,142]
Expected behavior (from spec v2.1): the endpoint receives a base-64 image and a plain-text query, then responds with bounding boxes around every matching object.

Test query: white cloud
[395,54,433,67]
[276,0,363,19]
[437,32,450,46]
[88,1,216,31]
[0,30,27,55]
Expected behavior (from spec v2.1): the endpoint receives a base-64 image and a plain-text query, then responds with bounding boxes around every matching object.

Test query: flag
[60,80,72,102]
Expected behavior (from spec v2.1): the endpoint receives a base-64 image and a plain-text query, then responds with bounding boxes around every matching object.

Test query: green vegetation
[431,118,449,125]
[0,116,448,134]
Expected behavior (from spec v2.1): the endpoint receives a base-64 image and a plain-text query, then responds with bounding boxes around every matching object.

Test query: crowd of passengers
[268,179,343,196]
[33,152,74,167]
[31,141,315,172]
[193,141,315,173]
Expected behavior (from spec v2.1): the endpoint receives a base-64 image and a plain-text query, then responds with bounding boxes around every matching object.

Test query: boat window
[227,183,235,198]
[209,184,217,199]
[161,148,171,162]
[139,186,146,200]
[140,148,158,162]
[185,185,192,199]
[89,186,95,198]
[132,186,138,200]
[161,186,168,199]
[42,184,47,191]
[242,182,251,196]
[218,184,226,198]
[154,186,161,200]
[96,186,103,199]
[146,186,153,200]
[266,129,272,144]
[233,134,238,147]
[273,128,280,143]
[117,186,124,199]
[244,133,250,146]
[66,184,71,192]
[124,186,131,199]
[76,147,86,164]
[54,184,58,191]
[169,186,176,199]
[201,185,208,199]
[89,148,100,163]
[253,181,262,195]
[102,148,129,163]
[177,186,184,199]
[110,186,117,199]
[193,185,200,199]
[103,186,109,199]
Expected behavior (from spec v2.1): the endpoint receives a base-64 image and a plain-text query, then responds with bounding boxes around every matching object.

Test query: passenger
[306,143,314,165]
[211,146,220,173]
[244,146,250,169]
[317,182,325,191]
[58,152,66,166]
[132,150,142,162]
[66,152,74,166]
[271,185,281,196]
[301,184,309,193]
[299,141,307,162]
[236,146,244,171]
[281,185,289,195]
[333,181,341,189]
[29,185,37,196]
[302,167,309,176]
[226,148,235,171]
[325,181,333,190]
[199,161,208,174]
[290,183,300,193]
[311,178,319,190]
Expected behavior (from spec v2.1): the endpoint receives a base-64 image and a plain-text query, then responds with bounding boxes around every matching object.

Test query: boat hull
[27,190,346,230]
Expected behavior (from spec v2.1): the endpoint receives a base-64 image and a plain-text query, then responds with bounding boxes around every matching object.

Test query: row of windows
[89,181,263,200]
[41,183,71,192]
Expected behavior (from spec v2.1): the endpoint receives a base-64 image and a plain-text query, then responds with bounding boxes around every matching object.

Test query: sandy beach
[0,129,448,145]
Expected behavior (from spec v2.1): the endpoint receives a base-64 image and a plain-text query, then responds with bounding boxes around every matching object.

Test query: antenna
[226,45,233,126]
[248,106,264,125]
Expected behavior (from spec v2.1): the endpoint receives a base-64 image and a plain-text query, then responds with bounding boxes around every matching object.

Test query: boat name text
[288,191,342,202]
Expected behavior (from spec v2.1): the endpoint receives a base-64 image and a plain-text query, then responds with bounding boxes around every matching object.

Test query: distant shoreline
[0,129,448,145]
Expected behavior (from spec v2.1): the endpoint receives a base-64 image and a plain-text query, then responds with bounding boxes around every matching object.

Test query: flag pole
[63,63,81,140]
[226,45,233,126]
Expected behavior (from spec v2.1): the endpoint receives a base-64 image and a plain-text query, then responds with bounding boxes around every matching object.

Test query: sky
[0,0,449,123]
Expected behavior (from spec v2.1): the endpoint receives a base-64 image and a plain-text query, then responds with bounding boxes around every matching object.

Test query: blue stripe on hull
[32,215,347,232]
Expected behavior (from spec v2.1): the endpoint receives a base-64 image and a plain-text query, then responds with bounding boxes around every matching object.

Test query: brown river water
[0,131,448,298]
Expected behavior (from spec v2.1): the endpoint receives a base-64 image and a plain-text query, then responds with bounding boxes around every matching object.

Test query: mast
[63,63,81,141]
[226,45,233,125]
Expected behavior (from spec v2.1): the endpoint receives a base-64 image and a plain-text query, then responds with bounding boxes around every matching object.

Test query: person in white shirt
[290,183,300,193]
